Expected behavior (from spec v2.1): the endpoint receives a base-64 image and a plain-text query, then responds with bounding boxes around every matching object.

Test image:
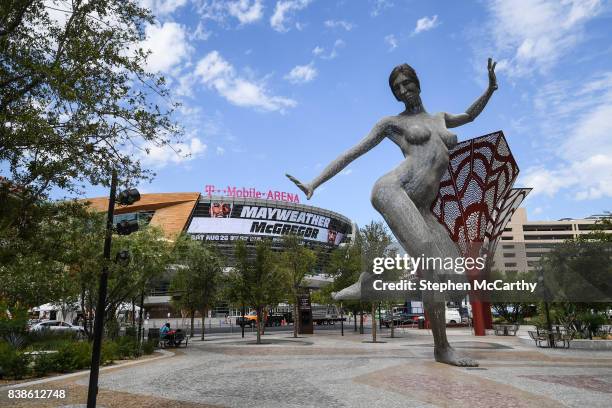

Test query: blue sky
[80,0,612,226]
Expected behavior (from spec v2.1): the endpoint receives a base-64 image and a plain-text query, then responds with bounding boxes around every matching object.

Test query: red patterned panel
[432,131,520,256]
[484,187,531,265]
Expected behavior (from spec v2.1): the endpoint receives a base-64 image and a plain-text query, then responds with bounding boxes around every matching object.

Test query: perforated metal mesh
[431,131,522,257]
[484,187,532,264]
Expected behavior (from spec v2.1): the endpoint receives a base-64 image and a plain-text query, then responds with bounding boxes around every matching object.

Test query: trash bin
[418,317,425,329]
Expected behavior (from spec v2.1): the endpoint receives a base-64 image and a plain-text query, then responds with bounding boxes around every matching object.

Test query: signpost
[297,293,313,335]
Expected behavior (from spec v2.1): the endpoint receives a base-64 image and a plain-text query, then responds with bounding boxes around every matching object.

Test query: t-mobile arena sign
[204,184,300,203]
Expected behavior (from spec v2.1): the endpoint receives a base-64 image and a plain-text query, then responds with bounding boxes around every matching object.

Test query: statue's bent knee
[370,175,397,210]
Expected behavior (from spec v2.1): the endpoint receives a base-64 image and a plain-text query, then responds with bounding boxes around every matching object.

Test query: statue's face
[392,72,420,102]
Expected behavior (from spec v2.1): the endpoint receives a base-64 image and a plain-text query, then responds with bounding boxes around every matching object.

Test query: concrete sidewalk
[2,328,611,407]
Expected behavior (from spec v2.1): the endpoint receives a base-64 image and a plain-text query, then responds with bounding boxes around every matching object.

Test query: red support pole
[470,300,486,336]
[482,301,493,329]
[423,311,430,329]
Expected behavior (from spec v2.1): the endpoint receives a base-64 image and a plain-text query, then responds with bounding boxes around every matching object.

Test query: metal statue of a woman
[286,58,498,367]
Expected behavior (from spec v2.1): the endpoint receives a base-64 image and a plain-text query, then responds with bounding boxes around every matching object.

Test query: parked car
[382,312,420,327]
[236,312,286,327]
[30,320,85,335]
[445,309,462,324]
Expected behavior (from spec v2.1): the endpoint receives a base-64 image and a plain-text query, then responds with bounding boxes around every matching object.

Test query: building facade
[86,192,355,318]
[491,208,611,274]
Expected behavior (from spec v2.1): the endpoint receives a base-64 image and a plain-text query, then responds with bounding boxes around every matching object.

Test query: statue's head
[389,64,421,102]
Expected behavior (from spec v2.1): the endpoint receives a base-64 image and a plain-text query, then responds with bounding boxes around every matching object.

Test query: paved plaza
[2,327,611,408]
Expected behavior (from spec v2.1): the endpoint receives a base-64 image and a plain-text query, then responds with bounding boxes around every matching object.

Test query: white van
[445,308,462,324]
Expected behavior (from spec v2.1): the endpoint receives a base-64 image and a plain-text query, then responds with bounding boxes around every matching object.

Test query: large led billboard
[187,199,352,247]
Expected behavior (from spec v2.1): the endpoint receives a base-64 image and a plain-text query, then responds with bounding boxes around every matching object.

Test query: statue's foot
[434,346,479,367]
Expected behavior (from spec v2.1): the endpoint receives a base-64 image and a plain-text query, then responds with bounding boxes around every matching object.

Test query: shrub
[27,330,79,350]
[72,341,92,369]
[0,342,31,379]
[576,312,607,339]
[142,340,156,355]
[0,305,28,348]
[115,336,140,359]
[33,352,56,377]
[101,340,119,365]
[53,342,79,373]
[125,326,137,338]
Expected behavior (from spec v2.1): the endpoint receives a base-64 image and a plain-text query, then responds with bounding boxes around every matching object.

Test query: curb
[1,349,174,390]
[518,335,612,350]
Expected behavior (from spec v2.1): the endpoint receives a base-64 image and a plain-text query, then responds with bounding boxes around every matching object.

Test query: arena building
[85,188,355,318]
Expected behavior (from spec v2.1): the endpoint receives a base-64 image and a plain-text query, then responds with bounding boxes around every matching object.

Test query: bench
[528,329,573,348]
[494,324,519,336]
[160,329,189,348]
[553,330,572,348]
[528,330,548,347]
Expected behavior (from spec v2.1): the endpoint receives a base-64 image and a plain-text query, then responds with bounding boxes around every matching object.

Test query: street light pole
[87,169,117,408]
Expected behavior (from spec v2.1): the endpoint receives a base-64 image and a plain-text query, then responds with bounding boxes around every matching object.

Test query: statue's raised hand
[286,174,313,199]
[487,57,498,91]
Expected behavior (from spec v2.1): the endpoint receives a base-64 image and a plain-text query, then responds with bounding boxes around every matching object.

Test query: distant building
[85,191,355,318]
[491,208,611,273]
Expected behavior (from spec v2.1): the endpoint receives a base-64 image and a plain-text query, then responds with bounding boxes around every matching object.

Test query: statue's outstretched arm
[445,58,498,128]
[286,120,388,199]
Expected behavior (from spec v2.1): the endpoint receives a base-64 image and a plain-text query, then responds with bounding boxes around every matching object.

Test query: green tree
[223,257,250,338]
[324,239,362,330]
[357,221,394,342]
[230,240,285,344]
[172,236,224,340]
[278,235,317,338]
[534,214,612,336]
[0,0,182,225]
[114,226,172,342]
[490,269,537,324]
[0,201,100,312]
[169,267,199,338]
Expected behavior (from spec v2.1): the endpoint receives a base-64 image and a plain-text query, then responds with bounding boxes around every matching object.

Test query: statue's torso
[384,112,458,205]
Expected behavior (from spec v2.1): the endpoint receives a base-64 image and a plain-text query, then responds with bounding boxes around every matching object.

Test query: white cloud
[385,34,398,51]
[521,71,612,201]
[324,20,354,31]
[195,51,297,112]
[141,22,192,73]
[270,0,312,32]
[371,0,393,17]
[483,0,603,76]
[522,155,612,200]
[195,50,233,82]
[196,0,226,21]
[140,0,188,16]
[191,21,212,41]
[227,0,264,24]
[312,46,324,56]
[196,0,263,25]
[413,15,439,35]
[141,137,207,168]
[284,62,317,84]
[313,39,345,60]
[216,146,225,155]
